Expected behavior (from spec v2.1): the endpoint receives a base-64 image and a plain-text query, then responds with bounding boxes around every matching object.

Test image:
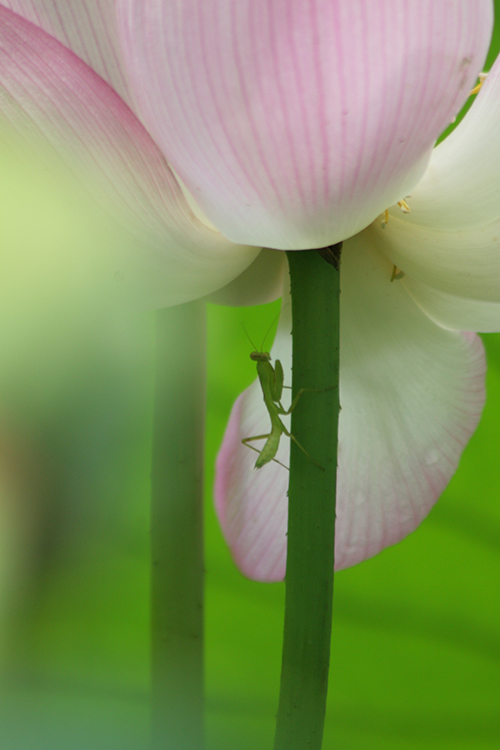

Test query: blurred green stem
[151,302,206,750]
[274,248,341,750]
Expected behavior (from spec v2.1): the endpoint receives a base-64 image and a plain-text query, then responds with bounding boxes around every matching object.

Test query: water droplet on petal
[424,449,440,467]
[354,491,366,507]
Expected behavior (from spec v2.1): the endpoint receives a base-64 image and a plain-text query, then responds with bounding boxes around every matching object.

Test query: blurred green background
[0,8,500,750]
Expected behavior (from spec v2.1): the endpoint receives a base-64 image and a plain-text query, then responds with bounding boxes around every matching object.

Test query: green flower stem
[151,301,206,750]
[274,247,341,750]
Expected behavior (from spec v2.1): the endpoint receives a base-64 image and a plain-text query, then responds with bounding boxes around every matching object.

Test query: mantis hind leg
[242,433,272,444]
[282,427,325,472]
[241,436,290,471]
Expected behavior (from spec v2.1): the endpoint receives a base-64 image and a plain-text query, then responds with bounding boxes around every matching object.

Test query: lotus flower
[0,2,496,579]
[215,15,500,579]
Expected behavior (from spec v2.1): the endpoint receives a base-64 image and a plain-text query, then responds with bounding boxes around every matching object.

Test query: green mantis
[242,346,323,471]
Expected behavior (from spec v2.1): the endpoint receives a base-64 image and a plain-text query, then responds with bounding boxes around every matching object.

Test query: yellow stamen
[381,197,411,227]
[469,72,488,96]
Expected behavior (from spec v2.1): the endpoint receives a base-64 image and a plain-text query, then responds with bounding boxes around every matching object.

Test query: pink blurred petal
[2,0,133,105]
[215,234,486,581]
[118,0,492,249]
[0,7,259,308]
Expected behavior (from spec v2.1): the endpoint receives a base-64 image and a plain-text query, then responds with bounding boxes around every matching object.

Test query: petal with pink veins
[117,0,492,249]
[2,0,133,106]
[0,7,259,308]
[215,233,486,581]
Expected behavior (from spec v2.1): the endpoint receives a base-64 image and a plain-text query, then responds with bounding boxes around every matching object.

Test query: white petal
[392,52,500,231]
[336,232,485,569]
[215,233,486,580]
[403,277,500,332]
[370,51,500,315]
[370,217,500,306]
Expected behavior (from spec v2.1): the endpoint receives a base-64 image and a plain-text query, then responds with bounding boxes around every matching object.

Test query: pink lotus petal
[215,233,486,581]
[0,7,259,308]
[118,0,492,249]
[2,0,132,105]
